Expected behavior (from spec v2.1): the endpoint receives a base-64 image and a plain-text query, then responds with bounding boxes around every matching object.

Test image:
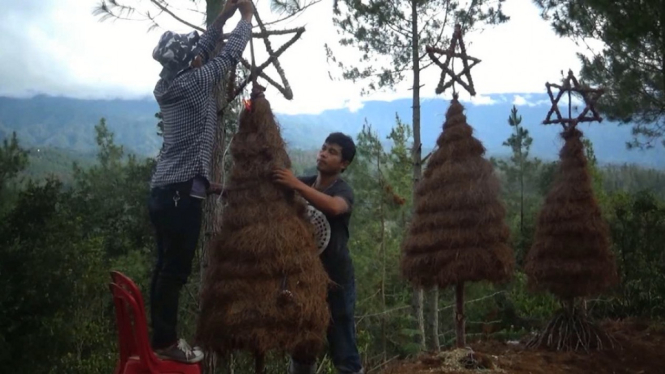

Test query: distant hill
[1,94,663,168]
[20,147,97,185]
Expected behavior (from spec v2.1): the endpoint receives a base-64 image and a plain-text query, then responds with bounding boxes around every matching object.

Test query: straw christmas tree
[401,25,514,349]
[196,83,330,367]
[525,71,617,351]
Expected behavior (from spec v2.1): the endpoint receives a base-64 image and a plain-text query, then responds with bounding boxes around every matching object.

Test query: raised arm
[193,0,253,92]
[195,0,238,62]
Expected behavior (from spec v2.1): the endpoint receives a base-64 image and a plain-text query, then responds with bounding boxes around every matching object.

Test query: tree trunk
[455,283,466,348]
[409,0,426,352]
[378,153,387,362]
[201,2,233,373]
[519,152,524,241]
[425,287,440,352]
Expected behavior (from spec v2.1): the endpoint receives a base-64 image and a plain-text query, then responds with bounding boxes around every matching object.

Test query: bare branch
[222,27,304,40]
[422,151,432,164]
[149,0,205,32]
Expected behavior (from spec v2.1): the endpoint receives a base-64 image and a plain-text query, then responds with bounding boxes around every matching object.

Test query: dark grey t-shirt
[299,175,355,285]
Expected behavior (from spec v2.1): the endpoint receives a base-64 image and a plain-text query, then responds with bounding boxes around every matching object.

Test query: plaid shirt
[151,19,252,189]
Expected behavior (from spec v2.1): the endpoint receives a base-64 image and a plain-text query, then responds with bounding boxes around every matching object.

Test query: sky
[1,0,597,115]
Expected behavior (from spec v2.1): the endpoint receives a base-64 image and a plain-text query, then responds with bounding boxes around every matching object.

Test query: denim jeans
[148,186,202,349]
[291,267,364,374]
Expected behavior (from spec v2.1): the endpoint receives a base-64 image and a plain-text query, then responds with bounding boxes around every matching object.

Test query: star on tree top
[426,24,481,97]
[543,69,605,130]
[231,6,305,101]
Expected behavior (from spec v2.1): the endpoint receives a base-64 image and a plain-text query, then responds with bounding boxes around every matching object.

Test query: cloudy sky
[2,0,594,115]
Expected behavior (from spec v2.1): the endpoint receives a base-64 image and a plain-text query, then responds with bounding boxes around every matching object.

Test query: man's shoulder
[154,73,195,104]
[335,177,353,192]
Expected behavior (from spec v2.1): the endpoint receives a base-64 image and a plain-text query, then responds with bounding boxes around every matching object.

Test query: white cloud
[0,0,592,114]
[467,94,497,105]
[513,95,529,106]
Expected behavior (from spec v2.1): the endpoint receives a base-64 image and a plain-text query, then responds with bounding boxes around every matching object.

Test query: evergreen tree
[496,106,541,261]
[534,0,665,148]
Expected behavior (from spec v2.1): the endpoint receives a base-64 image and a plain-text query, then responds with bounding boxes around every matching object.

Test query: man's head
[152,30,207,80]
[316,132,356,175]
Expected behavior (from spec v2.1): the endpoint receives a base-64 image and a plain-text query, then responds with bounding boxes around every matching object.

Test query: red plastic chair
[109,274,201,374]
[110,272,140,374]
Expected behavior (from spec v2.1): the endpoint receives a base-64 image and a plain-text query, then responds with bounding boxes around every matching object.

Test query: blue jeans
[291,265,364,374]
[148,186,202,349]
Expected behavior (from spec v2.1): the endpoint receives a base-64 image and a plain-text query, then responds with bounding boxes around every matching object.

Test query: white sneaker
[154,338,204,364]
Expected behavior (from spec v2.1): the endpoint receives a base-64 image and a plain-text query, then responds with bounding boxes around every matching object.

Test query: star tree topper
[543,69,605,129]
[224,4,305,103]
[426,24,481,96]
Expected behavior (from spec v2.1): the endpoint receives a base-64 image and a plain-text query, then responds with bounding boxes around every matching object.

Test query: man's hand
[207,182,224,196]
[272,168,302,190]
[237,0,254,22]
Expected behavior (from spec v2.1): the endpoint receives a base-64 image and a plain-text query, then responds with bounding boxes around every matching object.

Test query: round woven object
[306,204,331,255]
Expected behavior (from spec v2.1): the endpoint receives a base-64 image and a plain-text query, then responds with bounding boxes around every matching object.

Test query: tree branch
[149,0,205,32]
[263,0,324,27]
[222,27,304,40]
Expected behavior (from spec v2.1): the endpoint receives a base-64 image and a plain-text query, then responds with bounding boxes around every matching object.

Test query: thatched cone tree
[196,84,330,372]
[524,125,618,351]
[401,96,514,348]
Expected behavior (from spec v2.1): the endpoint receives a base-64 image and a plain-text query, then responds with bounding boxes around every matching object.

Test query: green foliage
[328,0,509,94]
[0,132,29,211]
[71,118,155,258]
[600,190,665,318]
[534,0,665,148]
[0,119,154,374]
[0,132,29,187]
[22,147,96,186]
[3,109,665,373]
[0,178,114,374]
[495,106,542,262]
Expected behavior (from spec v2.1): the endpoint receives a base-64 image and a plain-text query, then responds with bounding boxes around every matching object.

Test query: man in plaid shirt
[147,0,253,363]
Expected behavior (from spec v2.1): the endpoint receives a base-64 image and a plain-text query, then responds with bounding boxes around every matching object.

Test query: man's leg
[327,278,364,374]
[148,188,203,362]
[148,193,166,337]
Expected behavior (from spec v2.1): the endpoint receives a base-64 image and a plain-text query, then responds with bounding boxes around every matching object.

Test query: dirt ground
[381,319,665,374]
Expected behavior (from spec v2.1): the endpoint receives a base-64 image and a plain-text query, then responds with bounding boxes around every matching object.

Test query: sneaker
[154,338,204,364]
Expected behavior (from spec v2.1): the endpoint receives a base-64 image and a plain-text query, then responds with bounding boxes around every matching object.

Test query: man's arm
[192,19,252,92]
[194,18,224,63]
[273,169,352,216]
[195,1,238,62]
[295,182,350,217]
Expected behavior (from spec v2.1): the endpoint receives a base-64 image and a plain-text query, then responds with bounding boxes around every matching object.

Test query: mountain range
[0,93,663,169]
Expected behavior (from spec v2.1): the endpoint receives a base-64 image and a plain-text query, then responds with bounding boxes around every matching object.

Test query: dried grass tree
[524,126,618,351]
[195,85,330,372]
[524,72,618,352]
[401,95,514,348]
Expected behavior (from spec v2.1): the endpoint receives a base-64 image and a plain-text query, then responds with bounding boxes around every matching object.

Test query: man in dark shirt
[273,132,364,374]
[147,0,253,363]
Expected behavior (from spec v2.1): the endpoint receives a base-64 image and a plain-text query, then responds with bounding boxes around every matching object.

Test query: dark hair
[325,132,356,165]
